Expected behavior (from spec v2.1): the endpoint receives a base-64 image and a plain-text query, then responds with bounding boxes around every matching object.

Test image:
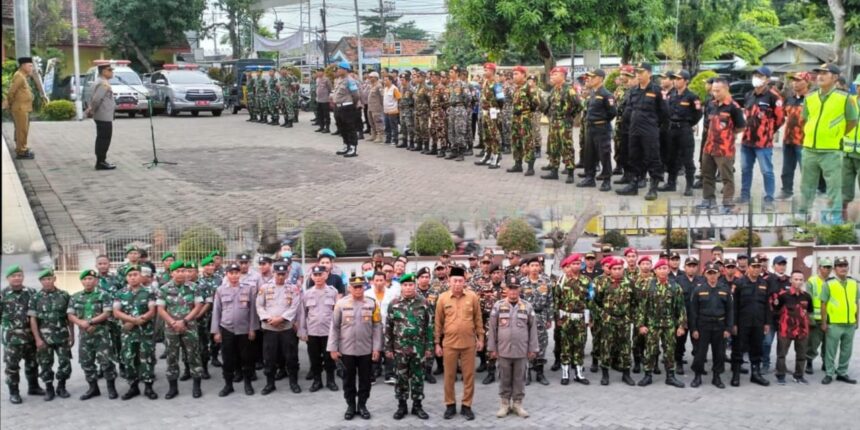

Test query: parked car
[144,64,225,116]
[220,58,276,114]
[81,60,150,118]
[730,80,754,105]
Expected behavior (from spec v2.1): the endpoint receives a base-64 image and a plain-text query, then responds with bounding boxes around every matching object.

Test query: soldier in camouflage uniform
[290,73,300,124]
[245,70,257,122]
[588,259,612,373]
[633,256,655,374]
[178,260,210,381]
[309,69,318,124]
[541,67,582,183]
[415,267,440,382]
[507,66,542,176]
[429,71,448,156]
[385,273,433,420]
[115,244,143,288]
[612,68,631,176]
[255,70,268,123]
[67,268,118,400]
[594,258,637,386]
[445,66,472,161]
[265,69,279,125]
[519,257,553,385]
[554,254,593,385]
[398,73,415,149]
[28,269,75,398]
[471,259,500,383]
[197,256,221,379]
[157,260,204,399]
[501,72,514,154]
[2,265,44,404]
[413,71,431,154]
[113,266,159,400]
[475,63,504,169]
[529,76,544,160]
[634,260,687,388]
[278,66,294,128]
[94,254,123,373]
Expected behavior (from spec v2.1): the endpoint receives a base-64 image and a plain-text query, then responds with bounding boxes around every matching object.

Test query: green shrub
[660,229,689,249]
[690,70,718,101]
[599,230,629,249]
[809,223,858,245]
[2,59,17,101]
[178,226,226,264]
[412,220,455,256]
[724,229,761,248]
[497,218,540,253]
[301,221,346,258]
[605,69,621,93]
[40,100,76,121]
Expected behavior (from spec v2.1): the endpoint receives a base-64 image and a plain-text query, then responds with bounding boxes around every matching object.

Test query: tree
[438,18,485,68]
[828,0,860,62]
[203,0,265,60]
[360,5,429,40]
[676,0,751,73]
[30,0,70,50]
[701,31,766,64]
[449,0,617,74]
[392,21,429,41]
[607,0,671,64]
[95,0,205,72]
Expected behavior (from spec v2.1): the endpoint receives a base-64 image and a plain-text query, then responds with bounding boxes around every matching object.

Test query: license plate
[119,103,136,109]
[195,101,210,106]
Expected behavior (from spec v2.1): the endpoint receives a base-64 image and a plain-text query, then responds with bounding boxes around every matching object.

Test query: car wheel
[166,99,178,117]
[212,110,222,117]
[129,112,136,118]
[191,111,200,117]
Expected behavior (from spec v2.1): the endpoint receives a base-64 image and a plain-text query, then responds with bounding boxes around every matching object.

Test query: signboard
[376,55,437,71]
[583,50,601,70]
[363,49,381,59]
[603,213,798,230]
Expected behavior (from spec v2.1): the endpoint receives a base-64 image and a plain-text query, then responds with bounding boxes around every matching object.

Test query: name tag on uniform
[646,92,656,98]
[680,102,690,106]
[718,291,727,296]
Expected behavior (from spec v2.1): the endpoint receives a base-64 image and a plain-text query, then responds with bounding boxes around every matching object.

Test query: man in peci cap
[578,69,616,191]
[5,57,46,160]
[29,269,75,399]
[507,65,542,176]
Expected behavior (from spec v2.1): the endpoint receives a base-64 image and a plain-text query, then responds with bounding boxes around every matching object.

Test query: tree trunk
[228,9,240,59]
[621,37,633,65]
[828,0,846,63]
[537,39,555,82]
[561,207,601,258]
[124,33,153,72]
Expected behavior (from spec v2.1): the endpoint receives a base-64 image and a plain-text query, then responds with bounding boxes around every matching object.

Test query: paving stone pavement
[1,330,857,429]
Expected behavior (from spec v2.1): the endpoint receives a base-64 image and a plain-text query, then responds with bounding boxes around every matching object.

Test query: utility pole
[321,0,328,66]
[355,0,363,79]
[379,0,385,38]
[71,0,82,120]
[13,0,30,58]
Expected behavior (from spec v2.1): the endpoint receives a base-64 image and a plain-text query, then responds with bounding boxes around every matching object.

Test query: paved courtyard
[1,331,857,429]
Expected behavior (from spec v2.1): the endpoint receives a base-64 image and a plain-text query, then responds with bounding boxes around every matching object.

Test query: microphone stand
[115,75,177,168]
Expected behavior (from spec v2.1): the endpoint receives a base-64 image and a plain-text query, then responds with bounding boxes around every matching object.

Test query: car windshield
[109,70,142,85]
[167,71,212,84]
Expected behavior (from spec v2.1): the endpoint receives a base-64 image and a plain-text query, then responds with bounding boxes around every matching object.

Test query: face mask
[280,251,292,258]
[752,77,765,88]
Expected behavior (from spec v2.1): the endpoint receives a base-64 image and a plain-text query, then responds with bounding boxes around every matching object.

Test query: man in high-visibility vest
[800,64,858,224]
[819,257,858,385]
[842,74,860,217]
[805,258,833,375]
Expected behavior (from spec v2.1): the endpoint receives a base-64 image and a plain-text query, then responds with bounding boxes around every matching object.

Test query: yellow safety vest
[845,94,859,154]
[807,275,826,321]
[825,277,858,324]
[804,89,849,150]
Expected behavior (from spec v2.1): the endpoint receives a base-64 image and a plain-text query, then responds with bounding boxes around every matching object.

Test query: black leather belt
[588,120,607,125]
[669,121,690,128]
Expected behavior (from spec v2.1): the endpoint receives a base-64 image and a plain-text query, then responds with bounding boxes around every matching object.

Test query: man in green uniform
[843,75,860,214]
[245,70,257,122]
[255,70,269,123]
[28,269,77,399]
[265,68,279,125]
[507,65,541,176]
[2,265,44,404]
[67,268,117,400]
[541,67,581,182]
[475,63,504,168]
[278,66,294,128]
[113,266,159,400]
[519,257,553,385]
[414,71,432,154]
[595,258,637,386]
[634,259,686,388]
[555,254,592,385]
[415,267,441,381]
[805,258,833,374]
[820,257,858,384]
[386,273,433,420]
[157,260,204,399]
[197,256,221,379]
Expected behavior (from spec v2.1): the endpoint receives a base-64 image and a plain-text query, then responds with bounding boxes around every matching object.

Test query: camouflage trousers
[291,95,299,120]
[165,325,202,381]
[599,320,631,371]
[109,321,122,364]
[80,329,116,382]
[501,109,513,148]
[268,95,280,120]
[414,108,430,146]
[590,312,602,360]
[447,106,470,152]
[37,342,72,383]
[482,316,497,366]
[532,112,543,152]
[122,332,156,383]
[644,326,675,372]
[480,112,502,156]
[559,318,587,366]
[430,109,447,149]
[281,95,295,122]
[3,341,38,384]
[247,93,256,116]
[633,330,646,364]
[196,316,211,365]
[400,108,415,145]
[547,119,575,170]
[394,353,425,401]
[512,113,535,163]
[257,96,268,116]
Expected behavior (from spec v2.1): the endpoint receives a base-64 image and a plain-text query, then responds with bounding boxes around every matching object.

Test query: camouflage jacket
[98,272,119,297]
[512,83,540,115]
[547,83,581,124]
[1,286,36,345]
[399,83,415,110]
[476,280,501,318]
[28,288,71,344]
[595,277,637,323]
[268,76,279,96]
[634,272,655,301]
[520,274,554,322]
[635,278,687,329]
[384,295,434,356]
[614,85,629,120]
[503,82,515,113]
[416,284,441,312]
[156,280,203,320]
[448,80,472,107]
[67,288,113,337]
[481,79,502,110]
[114,285,156,337]
[247,77,257,95]
[414,82,431,112]
[553,274,593,317]
[255,76,267,97]
[430,83,448,111]
[468,272,492,292]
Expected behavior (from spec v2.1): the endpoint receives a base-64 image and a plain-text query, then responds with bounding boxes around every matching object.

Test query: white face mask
[752,76,765,88]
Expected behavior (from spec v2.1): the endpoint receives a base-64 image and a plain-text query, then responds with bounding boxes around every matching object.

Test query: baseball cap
[789,72,813,82]
[226,263,241,272]
[635,62,653,72]
[337,60,351,71]
[659,251,670,259]
[441,250,450,257]
[586,69,606,78]
[749,257,764,266]
[834,257,849,266]
[620,65,635,77]
[669,252,681,260]
[674,70,691,81]
[311,265,327,274]
[258,256,273,264]
[506,275,521,288]
[685,257,699,266]
[773,256,787,265]
[584,252,597,259]
[818,257,833,267]
[813,63,841,75]
[723,258,737,268]
[237,253,251,262]
[754,66,772,77]
[704,263,719,273]
[273,262,288,273]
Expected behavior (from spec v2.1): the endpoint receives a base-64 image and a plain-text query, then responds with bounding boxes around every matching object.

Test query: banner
[42,58,58,99]
[253,30,304,53]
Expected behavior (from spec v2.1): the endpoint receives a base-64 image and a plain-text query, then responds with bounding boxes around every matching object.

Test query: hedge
[40,100,76,121]
[178,226,227,264]
[497,218,540,253]
[412,219,454,256]
[302,221,346,258]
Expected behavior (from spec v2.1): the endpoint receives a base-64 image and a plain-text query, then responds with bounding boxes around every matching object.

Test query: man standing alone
[86,64,117,170]
[4,57,46,160]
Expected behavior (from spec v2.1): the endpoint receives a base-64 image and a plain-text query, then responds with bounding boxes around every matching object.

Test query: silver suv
[82,61,150,118]
[145,66,224,116]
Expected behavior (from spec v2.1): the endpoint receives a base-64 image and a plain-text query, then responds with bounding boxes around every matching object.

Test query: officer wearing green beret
[28,269,77,399]
[68,268,117,400]
[113,266,159,400]
[116,245,143,288]
[2,264,45,404]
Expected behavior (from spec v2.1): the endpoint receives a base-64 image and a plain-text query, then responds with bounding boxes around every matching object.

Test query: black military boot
[637,371,653,386]
[645,179,660,201]
[269,116,280,125]
[683,177,694,196]
[122,381,140,400]
[676,362,685,375]
[336,144,350,155]
[357,399,371,419]
[247,114,256,122]
[201,363,211,380]
[590,357,599,373]
[622,370,636,386]
[315,124,325,132]
[344,399,357,420]
[393,399,409,420]
[541,169,559,180]
[474,153,491,166]
[436,147,448,158]
[632,359,641,374]
[344,145,358,158]
[56,379,70,398]
[428,144,438,155]
[309,374,323,392]
[289,373,301,393]
[637,177,648,188]
[730,366,741,387]
[26,375,45,396]
[180,366,191,381]
[412,400,429,419]
[489,154,502,169]
[600,368,610,385]
[189,377,201,398]
[482,364,496,384]
[326,370,339,391]
[80,380,101,400]
[274,367,287,381]
[262,374,276,395]
[551,354,561,371]
[323,125,331,134]
[665,367,685,388]
[164,380,179,400]
[524,160,535,176]
[43,382,55,401]
[233,372,244,383]
[507,161,523,173]
[691,373,703,388]
[658,177,677,192]
[144,382,158,399]
[600,178,611,191]
[283,119,293,128]
[616,182,639,196]
[712,373,725,388]
[218,380,234,397]
[397,137,407,148]
[574,365,590,385]
[614,174,632,184]
[565,169,576,184]
[535,365,550,385]
[750,365,770,386]
[476,354,487,373]
[8,383,22,404]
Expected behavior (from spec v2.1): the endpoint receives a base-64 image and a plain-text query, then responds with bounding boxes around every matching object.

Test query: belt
[559,311,584,320]
[669,121,690,128]
[336,102,354,107]
[513,110,532,116]
[588,120,607,125]
[700,316,725,321]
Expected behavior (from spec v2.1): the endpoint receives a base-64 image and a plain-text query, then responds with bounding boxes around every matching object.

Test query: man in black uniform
[731,256,771,387]
[617,62,668,200]
[578,69,617,191]
[660,70,703,196]
[689,263,733,388]
[675,257,703,375]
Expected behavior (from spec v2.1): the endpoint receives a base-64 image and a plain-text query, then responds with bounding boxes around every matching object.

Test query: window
[394,42,402,55]
[151,73,163,84]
